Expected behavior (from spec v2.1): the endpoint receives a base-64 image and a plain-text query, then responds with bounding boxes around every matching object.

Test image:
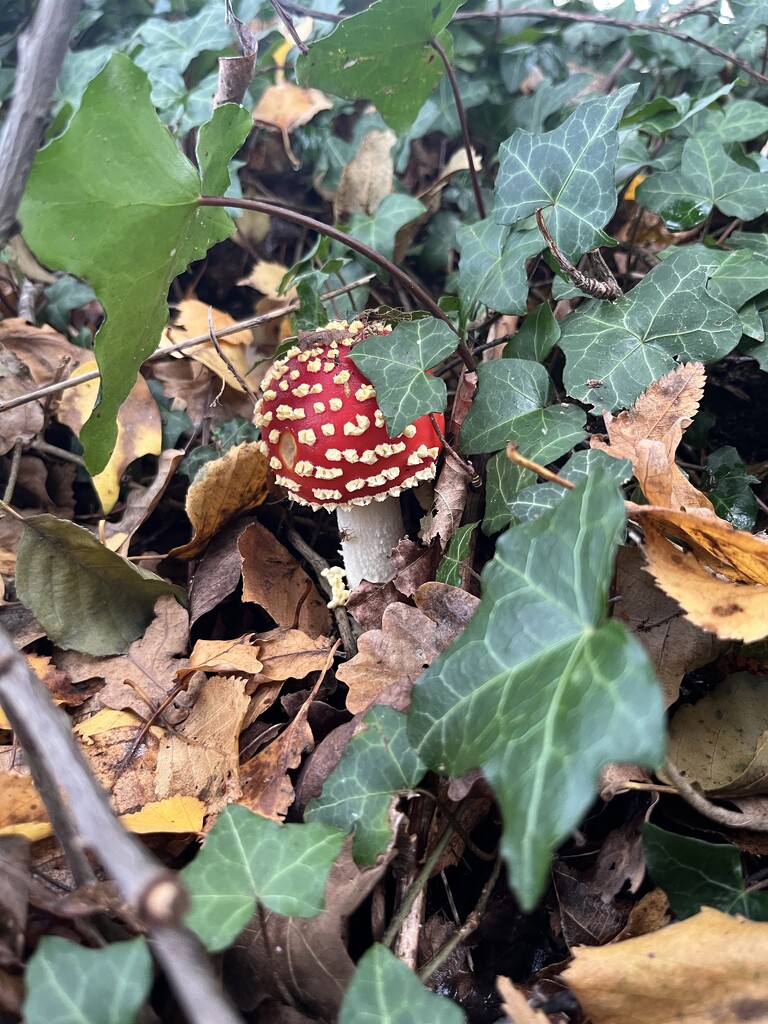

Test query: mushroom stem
[336,499,405,589]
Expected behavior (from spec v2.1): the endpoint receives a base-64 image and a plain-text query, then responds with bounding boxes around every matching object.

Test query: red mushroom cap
[255,319,444,511]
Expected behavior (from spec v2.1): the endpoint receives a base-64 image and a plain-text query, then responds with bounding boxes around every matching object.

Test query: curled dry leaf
[592,361,712,513]
[0,348,44,454]
[169,442,269,559]
[189,519,253,627]
[57,359,162,513]
[563,907,768,1024]
[497,977,549,1024]
[182,634,263,682]
[103,447,184,555]
[239,521,331,636]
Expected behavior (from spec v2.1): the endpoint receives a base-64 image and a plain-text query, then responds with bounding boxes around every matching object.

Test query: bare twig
[267,0,308,54]
[207,307,259,405]
[0,631,244,1024]
[506,442,574,488]
[0,273,375,416]
[453,8,768,87]
[534,209,622,301]
[3,440,23,504]
[0,0,82,247]
[663,758,768,832]
[429,36,485,220]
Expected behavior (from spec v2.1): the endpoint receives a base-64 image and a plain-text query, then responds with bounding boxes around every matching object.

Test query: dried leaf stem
[506,442,574,488]
[0,630,244,1024]
[663,758,768,832]
[534,209,622,301]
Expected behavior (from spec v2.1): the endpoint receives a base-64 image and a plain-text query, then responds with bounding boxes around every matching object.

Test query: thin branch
[453,8,768,87]
[198,196,477,371]
[0,273,375,416]
[535,209,622,301]
[0,631,244,1024]
[663,758,768,832]
[267,0,308,54]
[206,306,259,405]
[0,0,82,247]
[506,442,574,488]
[429,35,485,220]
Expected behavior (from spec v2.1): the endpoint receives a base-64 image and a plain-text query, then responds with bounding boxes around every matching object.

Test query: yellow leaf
[74,707,162,739]
[57,360,161,513]
[169,442,269,558]
[119,796,205,835]
[624,173,646,201]
[162,298,258,392]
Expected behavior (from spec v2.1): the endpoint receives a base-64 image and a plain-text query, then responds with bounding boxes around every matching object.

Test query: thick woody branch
[0,629,243,1024]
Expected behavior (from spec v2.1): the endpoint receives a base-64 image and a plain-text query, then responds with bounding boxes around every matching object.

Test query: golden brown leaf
[592,362,712,512]
[169,442,269,559]
[334,128,396,221]
[161,298,260,394]
[497,978,548,1024]
[563,907,768,1024]
[253,83,332,166]
[182,635,263,681]
[252,626,333,682]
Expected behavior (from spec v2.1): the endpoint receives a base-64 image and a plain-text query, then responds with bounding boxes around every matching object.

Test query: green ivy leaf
[132,5,234,76]
[408,472,665,909]
[503,302,561,363]
[197,103,253,195]
[297,0,466,135]
[24,937,152,1024]
[495,85,637,260]
[503,449,632,525]
[706,249,768,312]
[457,221,542,315]
[636,136,768,229]
[560,249,742,411]
[705,446,758,531]
[183,805,346,952]
[15,515,186,656]
[19,54,249,473]
[347,193,426,264]
[644,823,768,921]
[458,359,553,455]
[306,706,426,865]
[349,318,456,436]
[481,407,590,535]
[437,522,479,586]
[339,944,465,1024]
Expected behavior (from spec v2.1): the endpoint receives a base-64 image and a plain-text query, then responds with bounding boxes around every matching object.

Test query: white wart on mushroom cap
[255,319,444,587]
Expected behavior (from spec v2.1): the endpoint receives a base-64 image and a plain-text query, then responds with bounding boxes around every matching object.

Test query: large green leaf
[495,85,636,260]
[339,944,465,1024]
[407,473,665,909]
[636,136,768,229]
[481,408,590,535]
[15,515,186,657]
[457,220,542,316]
[24,937,152,1024]
[349,318,456,436]
[560,249,742,411]
[183,805,346,952]
[19,55,249,473]
[644,824,768,921]
[458,359,553,455]
[297,0,466,134]
[306,706,426,865]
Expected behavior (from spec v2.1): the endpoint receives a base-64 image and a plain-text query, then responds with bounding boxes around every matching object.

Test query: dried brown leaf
[162,298,260,392]
[497,977,549,1024]
[0,349,43,454]
[189,519,252,626]
[239,522,331,635]
[252,626,333,683]
[334,128,396,221]
[183,634,263,681]
[170,442,269,559]
[563,907,768,1024]
[592,362,712,512]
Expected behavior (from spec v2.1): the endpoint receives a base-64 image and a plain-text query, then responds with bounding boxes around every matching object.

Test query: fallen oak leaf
[169,442,269,559]
[179,634,263,683]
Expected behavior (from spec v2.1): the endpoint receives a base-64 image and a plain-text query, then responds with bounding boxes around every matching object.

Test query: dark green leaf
[408,473,665,909]
[339,944,465,1024]
[644,823,768,921]
[560,249,742,411]
[457,221,542,315]
[15,515,186,656]
[19,55,248,472]
[346,193,425,264]
[24,937,152,1024]
[306,706,426,865]
[437,522,479,586]
[349,318,456,436]
[705,446,758,531]
[297,0,466,134]
[707,250,768,312]
[636,136,768,229]
[458,359,552,455]
[183,805,346,952]
[482,404,587,535]
[197,103,253,195]
[495,85,637,260]
[42,276,97,334]
[503,303,560,363]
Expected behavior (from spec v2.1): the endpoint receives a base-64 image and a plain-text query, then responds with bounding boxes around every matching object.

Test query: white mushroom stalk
[255,319,444,594]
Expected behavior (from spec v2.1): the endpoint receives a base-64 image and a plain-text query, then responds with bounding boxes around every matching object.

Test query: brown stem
[506,442,574,488]
[429,36,485,220]
[663,758,768,832]
[267,0,308,54]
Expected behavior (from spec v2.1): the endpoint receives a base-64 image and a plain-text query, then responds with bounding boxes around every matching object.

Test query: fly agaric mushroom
[255,319,444,590]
